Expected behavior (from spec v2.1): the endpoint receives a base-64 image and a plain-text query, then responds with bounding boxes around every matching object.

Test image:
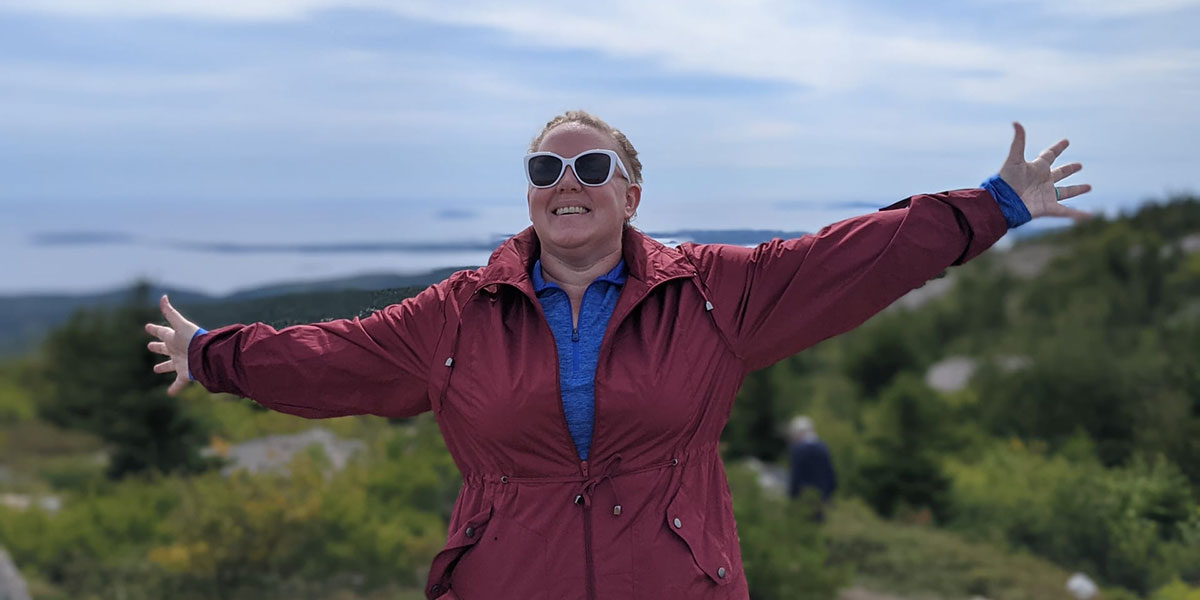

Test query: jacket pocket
[425,505,493,599]
[665,485,739,587]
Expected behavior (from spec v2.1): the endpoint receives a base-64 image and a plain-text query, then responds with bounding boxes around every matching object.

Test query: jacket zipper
[516,285,595,595]
[574,313,593,599]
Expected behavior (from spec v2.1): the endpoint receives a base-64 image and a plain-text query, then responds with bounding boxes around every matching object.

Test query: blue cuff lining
[982,174,1031,229]
[188,327,207,382]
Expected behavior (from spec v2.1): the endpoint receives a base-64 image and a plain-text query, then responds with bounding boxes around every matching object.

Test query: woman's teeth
[554,206,589,215]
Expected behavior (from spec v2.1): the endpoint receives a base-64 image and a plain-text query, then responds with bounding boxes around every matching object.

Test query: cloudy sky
[2,0,1198,294]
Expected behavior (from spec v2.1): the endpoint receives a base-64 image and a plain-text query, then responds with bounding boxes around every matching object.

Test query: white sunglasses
[524,149,631,188]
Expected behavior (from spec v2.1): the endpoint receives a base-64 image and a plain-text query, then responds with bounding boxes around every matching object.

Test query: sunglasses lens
[575,152,612,185]
[528,155,563,187]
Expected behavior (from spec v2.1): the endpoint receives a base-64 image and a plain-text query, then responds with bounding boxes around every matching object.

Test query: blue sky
[2,0,1198,294]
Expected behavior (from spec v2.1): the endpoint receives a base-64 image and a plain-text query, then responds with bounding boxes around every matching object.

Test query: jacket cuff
[187,327,208,382]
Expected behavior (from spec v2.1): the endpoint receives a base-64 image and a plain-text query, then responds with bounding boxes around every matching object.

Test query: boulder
[0,545,31,600]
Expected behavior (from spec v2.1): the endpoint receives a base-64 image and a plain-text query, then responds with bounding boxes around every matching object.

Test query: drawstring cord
[506,455,679,517]
[577,455,623,514]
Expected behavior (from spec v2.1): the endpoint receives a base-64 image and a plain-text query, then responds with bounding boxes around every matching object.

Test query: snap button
[430,584,442,595]
[444,357,454,367]
[718,567,727,578]
[612,504,622,516]
[465,526,475,538]
[673,518,682,529]
[500,475,509,484]
[671,458,679,466]
[575,495,584,505]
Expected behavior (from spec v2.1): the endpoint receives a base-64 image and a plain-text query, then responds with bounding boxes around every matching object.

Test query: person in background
[787,416,837,519]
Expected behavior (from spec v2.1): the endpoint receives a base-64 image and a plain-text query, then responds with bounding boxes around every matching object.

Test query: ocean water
[2,199,529,297]
[2,192,1131,297]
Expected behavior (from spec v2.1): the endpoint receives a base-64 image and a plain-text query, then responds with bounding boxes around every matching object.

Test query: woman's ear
[624,183,642,220]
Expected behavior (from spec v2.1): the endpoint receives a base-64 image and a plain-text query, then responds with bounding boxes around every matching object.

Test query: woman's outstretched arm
[686,122,1092,371]
[146,281,449,419]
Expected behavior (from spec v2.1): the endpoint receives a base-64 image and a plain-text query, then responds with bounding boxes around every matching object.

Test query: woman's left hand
[998,122,1093,222]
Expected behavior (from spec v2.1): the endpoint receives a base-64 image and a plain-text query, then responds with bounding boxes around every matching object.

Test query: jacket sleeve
[187,279,450,419]
[684,188,1008,370]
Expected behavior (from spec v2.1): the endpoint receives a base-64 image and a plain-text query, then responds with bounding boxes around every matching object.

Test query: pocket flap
[665,486,737,586]
[425,505,493,599]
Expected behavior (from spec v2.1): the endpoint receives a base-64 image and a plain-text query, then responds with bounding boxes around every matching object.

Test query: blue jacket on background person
[787,416,837,502]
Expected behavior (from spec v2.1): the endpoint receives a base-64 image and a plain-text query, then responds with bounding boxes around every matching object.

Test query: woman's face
[527,124,640,259]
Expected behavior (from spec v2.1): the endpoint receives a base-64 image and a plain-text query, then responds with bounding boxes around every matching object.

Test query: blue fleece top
[531,257,627,461]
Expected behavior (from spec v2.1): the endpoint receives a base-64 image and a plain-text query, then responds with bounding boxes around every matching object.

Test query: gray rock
[0,493,62,514]
[208,427,366,477]
[0,545,31,600]
[925,356,977,393]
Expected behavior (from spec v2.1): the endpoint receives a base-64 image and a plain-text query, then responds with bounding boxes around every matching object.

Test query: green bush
[726,463,848,600]
[0,418,456,599]
[1154,580,1200,600]
[824,499,1119,600]
[0,363,34,425]
[853,374,953,522]
[946,441,1199,595]
[146,419,452,596]
[0,475,179,585]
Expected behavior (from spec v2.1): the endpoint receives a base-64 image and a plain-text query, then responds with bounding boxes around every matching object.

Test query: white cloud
[975,0,1200,18]
[3,0,1196,112]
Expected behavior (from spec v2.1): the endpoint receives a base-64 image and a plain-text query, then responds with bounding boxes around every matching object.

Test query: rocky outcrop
[0,545,31,600]
[206,427,366,476]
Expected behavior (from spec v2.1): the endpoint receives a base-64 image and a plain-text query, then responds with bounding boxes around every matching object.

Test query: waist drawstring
[578,455,623,515]
[505,455,678,517]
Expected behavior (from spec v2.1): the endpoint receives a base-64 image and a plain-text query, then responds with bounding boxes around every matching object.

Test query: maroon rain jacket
[190,189,1008,600]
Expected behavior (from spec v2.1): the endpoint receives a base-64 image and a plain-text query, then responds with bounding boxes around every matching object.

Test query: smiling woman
[146,109,1091,600]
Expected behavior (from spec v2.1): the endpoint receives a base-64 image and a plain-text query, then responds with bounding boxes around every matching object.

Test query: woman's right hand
[145,294,202,396]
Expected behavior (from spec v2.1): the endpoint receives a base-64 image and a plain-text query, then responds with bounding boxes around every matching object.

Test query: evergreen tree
[35,282,213,478]
[723,368,787,461]
[856,374,952,521]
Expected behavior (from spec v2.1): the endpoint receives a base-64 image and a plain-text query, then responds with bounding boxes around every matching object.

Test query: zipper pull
[572,327,580,342]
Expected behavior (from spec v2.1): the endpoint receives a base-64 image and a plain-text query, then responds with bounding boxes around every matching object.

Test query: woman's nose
[557,165,582,191]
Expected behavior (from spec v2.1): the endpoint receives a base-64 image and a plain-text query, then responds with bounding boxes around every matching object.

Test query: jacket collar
[478,226,695,291]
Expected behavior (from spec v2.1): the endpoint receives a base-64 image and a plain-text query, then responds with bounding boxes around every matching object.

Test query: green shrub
[0,475,180,584]
[946,441,1199,594]
[147,421,452,595]
[726,464,848,600]
[0,364,34,424]
[0,418,456,599]
[854,374,953,522]
[1154,580,1200,600]
[826,499,1088,600]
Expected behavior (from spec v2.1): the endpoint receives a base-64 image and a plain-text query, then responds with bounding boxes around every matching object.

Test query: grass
[824,499,1140,600]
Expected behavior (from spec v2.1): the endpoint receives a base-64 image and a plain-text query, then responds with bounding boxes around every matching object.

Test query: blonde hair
[528,110,643,185]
